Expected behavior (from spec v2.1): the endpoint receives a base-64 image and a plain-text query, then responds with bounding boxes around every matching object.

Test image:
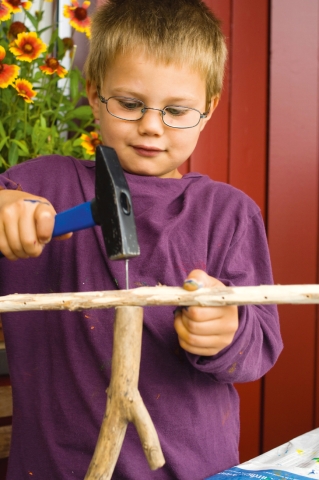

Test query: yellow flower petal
[0,2,13,21]
[80,132,101,155]
[13,78,37,103]
[0,46,6,62]
[0,64,20,88]
[9,32,47,62]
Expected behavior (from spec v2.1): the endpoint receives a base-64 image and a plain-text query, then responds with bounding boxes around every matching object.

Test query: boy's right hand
[0,190,69,260]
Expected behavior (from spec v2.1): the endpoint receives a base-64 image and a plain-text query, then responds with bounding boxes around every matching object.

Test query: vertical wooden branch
[85,306,165,480]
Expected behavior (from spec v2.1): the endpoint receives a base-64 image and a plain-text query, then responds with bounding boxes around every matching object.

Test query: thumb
[54,232,73,241]
[183,269,223,291]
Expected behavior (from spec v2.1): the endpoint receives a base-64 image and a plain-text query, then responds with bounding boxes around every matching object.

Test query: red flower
[0,1,13,21]
[8,21,27,39]
[63,1,91,37]
[9,31,46,62]
[39,57,68,78]
[13,78,36,103]
[2,0,31,14]
[80,132,102,155]
[0,45,19,88]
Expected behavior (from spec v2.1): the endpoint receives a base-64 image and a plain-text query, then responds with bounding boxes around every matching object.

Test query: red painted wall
[265,0,319,452]
[193,0,270,462]
[194,0,319,460]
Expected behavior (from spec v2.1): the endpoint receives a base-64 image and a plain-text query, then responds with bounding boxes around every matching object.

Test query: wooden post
[84,306,165,480]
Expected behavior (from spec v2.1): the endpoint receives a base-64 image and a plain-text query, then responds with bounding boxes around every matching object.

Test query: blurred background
[0,0,319,476]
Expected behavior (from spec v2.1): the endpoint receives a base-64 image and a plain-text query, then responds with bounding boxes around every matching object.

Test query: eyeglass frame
[97,90,210,129]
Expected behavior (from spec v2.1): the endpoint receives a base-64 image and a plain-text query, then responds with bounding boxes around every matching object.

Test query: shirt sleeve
[0,171,22,191]
[185,210,283,383]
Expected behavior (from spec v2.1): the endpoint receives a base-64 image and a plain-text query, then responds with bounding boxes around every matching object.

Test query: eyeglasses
[98,93,209,129]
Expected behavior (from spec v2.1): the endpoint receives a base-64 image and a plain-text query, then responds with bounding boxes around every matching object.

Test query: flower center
[0,64,3,74]
[91,138,102,148]
[9,0,21,6]
[62,37,74,50]
[74,7,87,21]
[9,21,27,38]
[23,44,33,53]
[46,58,59,69]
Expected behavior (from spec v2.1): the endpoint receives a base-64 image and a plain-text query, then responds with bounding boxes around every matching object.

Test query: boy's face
[87,52,218,178]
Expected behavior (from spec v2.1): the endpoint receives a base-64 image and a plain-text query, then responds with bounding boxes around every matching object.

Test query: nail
[183,279,203,291]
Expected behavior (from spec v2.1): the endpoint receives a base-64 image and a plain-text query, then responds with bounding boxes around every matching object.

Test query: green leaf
[0,154,9,171]
[41,109,55,119]
[70,70,80,102]
[0,136,9,152]
[65,105,93,121]
[12,139,29,155]
[0,121,6,140]
[40,115,47,129]
[13,129,24,141]
[61,140,74,156]
[56,37,65,59]
[72,137,83,147]
[38,25,54,37]
[8,142,19,166]
[0,88,13,108]
[31,120,50,153]
[33,71,44,82]
[17,150,30,157]
[24,9,39,30]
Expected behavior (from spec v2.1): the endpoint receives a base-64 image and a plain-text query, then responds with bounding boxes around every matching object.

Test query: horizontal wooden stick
[1,284,319,313]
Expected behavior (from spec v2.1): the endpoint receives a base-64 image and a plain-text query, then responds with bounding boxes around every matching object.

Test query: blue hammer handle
[52,201,96,237]
[0,201,96,258]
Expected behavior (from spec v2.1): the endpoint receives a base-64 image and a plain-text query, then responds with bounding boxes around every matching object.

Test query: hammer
[0,145,140,286]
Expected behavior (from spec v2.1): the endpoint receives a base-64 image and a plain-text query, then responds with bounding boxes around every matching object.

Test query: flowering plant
[0,0,101,170]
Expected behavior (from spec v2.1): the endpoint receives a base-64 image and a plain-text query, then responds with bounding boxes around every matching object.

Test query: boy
[0,1,283,479]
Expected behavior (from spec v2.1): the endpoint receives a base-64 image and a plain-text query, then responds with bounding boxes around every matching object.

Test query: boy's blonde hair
[84,0,227,101]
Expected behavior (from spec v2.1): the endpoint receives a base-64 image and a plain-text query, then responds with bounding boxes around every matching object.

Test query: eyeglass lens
[106,97,201,128]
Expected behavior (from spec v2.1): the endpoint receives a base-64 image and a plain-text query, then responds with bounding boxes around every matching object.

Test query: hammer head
[93,145,140,260]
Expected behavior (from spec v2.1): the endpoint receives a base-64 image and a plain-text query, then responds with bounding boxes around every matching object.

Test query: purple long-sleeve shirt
[0,156,282,480]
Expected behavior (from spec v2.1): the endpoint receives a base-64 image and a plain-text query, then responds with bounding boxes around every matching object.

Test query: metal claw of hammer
[0,145,140,288]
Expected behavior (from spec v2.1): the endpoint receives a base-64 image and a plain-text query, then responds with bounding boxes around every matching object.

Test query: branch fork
[84,306,165,480]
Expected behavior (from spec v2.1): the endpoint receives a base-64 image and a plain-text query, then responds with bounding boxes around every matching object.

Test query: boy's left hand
[174,270,239,356]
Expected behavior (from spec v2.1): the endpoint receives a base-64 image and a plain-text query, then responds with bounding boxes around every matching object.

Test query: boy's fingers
[3,214,30,258]
[0,222,22,260]
[174,310,221,336]
[17,202,55,257]
[35,205,73,242]
[176,274,238,356]
[0,193,59,259]
[183,269,223,291]
[34,203,56,244]
[54,232,73,241]
[34,206,73,242]
[18,214,43,257]
[182,269,226,321]
[177,338,220,357]
[180,306,223,324]
[174,314,224,354]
